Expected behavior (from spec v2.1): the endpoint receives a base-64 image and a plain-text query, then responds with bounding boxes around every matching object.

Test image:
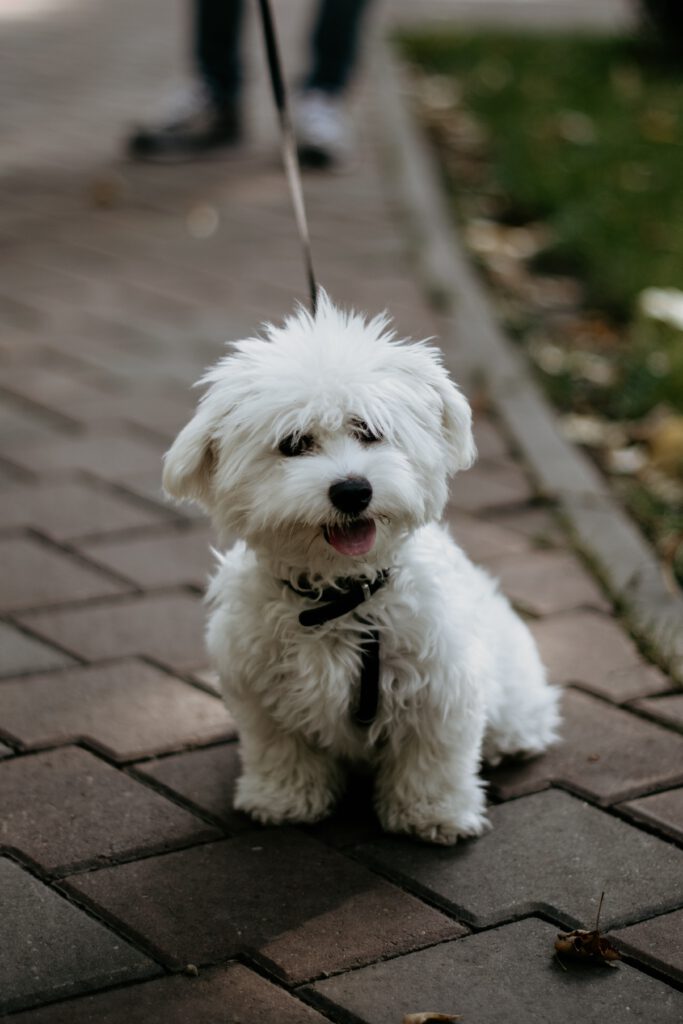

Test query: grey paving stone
[0,537,128,613]
[0,857,159,1014]
[64,830,463,982]
[82,526,216,590]
[136,746,383,846]
[306,917,683,1024]
[449,462,534,513]
[614,909,683,984]
[0,481,170,541]
[1,746,219,873]
[355,790,683,929]
[487,689,683,805]
[488,505,566,548]
[0,621,75,677]
[631,694,683,733]
[0,659,234,761]
[18,592,207,671]
[7,963,330,1024]
[619,788,683,845]
[113,472,205,521]
[488,550,610,615]
[7,434,164,481]
[448,511,531,563]
[134,743,249,831]
[472,415,508,462]
[530,611,670,701]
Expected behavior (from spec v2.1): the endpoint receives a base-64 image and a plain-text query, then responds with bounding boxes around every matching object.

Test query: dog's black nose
[329,477,373,515]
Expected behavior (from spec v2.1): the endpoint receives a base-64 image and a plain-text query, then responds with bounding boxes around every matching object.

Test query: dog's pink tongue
[326,519,376,556]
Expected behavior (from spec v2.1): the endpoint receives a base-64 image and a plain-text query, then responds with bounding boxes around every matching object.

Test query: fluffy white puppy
[163,294,560,845]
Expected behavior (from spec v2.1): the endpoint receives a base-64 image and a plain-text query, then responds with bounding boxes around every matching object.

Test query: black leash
[285,572,390,727]
[256,0,319,316]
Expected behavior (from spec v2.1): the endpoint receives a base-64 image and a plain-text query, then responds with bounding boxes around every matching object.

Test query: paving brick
[306,917,683,1024]
[530,611,670,701]
[114,471,205,521]
[83,527,216,589]
[619,788,683,845]
[7,963,330,1024]
[0,481,170,541]
[0,659,234,761]
[64,830,463,982]
[355,790,683,930]
[488,550,610,615]
[487,689,683,805]
[631,694,683,733]
[0,398,63,444]
[0,746,219,873]
[134,743,249,832]
[136,747,383,846]
[304,771,385,849]
[449,462,534,513]
[0,857,159,1014]
[472,415,508,462]
[0,364,118,415]
[0,621,74,677]
[489,505,566,547]
[19,592,207,671]
[24,387,198,442]
[0,537,128,612]
[448,511,531,563]
[614,909,683,984]
[8,434,164,481]
[189,666,222,695]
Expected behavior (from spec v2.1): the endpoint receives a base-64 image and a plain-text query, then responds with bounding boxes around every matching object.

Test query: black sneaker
[127,86,241,162]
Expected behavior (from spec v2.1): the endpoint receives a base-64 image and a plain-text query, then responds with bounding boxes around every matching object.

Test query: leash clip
[361,581,371,603]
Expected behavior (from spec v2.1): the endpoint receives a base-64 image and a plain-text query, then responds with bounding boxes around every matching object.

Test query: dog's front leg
[231,701,343,825]
[375,694,489,846]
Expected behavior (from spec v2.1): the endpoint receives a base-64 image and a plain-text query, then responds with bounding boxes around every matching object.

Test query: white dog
[163,294,560,845]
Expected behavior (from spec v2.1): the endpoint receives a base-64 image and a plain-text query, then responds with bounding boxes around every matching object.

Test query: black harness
[284,571,390,727]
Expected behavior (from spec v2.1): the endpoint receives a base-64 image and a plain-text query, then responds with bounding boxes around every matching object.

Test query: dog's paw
[483,688,562,766]
[234,773,336,826]
[378,796,490,847]
[411,811,491,846]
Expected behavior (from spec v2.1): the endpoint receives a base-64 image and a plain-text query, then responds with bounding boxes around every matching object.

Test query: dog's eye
[278,433,315,457]
[351,419,383,444]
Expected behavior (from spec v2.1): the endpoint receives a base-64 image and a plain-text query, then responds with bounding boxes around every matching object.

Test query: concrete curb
[373,42,683,683]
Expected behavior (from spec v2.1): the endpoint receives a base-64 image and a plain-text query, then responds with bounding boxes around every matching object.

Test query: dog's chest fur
[206,532,465,759]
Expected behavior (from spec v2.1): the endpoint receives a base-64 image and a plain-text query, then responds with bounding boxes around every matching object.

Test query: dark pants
[195,0,372,105]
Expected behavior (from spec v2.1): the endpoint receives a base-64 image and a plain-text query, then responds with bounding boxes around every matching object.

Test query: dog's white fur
[164,295,560,845]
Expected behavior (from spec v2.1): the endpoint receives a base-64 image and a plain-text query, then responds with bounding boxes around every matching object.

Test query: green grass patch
[399,31,683,322]
[399,28,683,585]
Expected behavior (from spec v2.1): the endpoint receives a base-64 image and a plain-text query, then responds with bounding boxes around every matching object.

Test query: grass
[399,29,683,584]
[399,31,683,323]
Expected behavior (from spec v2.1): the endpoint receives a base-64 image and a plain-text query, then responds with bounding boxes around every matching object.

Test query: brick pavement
[1,0,681,1020]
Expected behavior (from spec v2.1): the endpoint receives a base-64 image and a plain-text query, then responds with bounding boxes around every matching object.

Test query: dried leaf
[402,1015,462,1023]
[648,416,683,476]
[554,893,621,966]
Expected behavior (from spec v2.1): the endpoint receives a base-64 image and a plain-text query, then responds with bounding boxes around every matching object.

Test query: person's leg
[305,0,372,96]
[295,0,372,167]
[128,0,245,160]
[195,0,245,106]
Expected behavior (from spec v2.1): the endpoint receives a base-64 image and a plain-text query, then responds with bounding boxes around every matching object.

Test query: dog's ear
[162,403,219,507]
[434,374,476,474]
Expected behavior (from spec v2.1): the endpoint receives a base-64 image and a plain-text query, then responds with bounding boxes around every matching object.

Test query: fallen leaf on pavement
[403,1014,462,1023]
[554,892,620,966]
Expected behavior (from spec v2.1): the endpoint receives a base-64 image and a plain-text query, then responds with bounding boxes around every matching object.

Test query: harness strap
[284,571,390,726]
